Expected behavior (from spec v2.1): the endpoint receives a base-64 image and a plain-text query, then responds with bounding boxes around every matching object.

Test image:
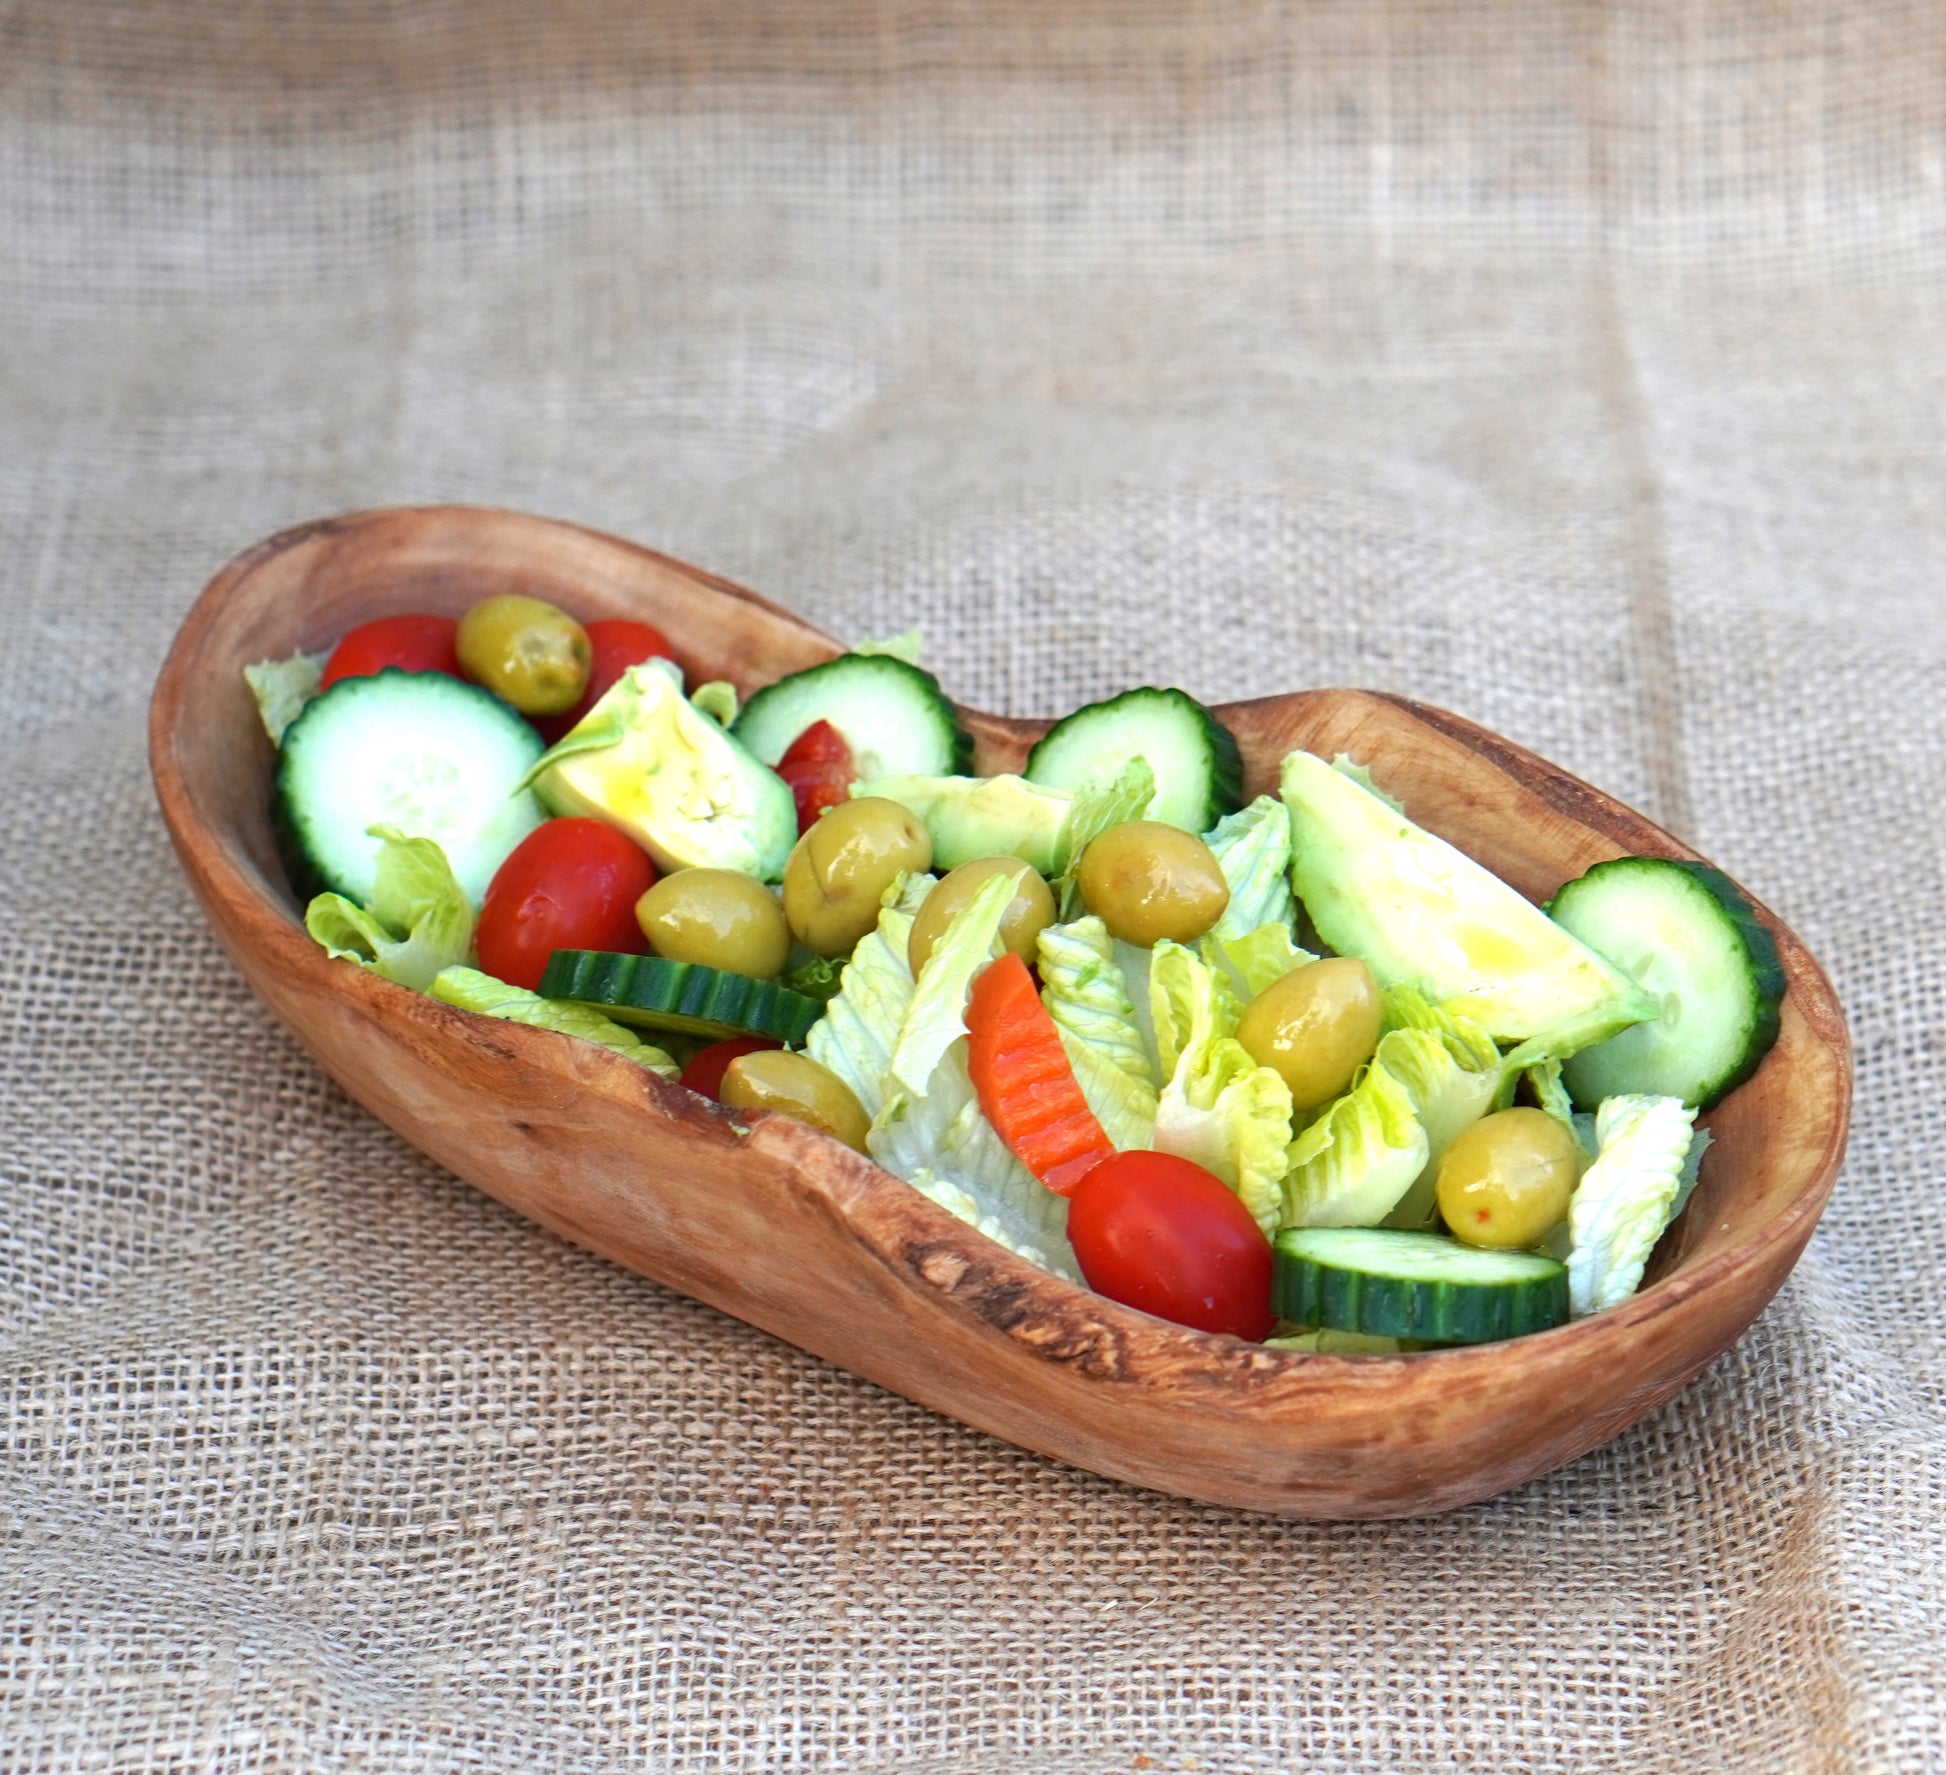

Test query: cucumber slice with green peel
[276,668,545,905]
[732,654,973,780]
[537,951,824,1044]
[1272,1228,1569,1345]
[1548,858,1785,1111]
[1025,687,1243,833]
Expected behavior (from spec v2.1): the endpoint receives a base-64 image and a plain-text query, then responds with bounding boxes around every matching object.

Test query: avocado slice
[1280,750,1657,1052]
[526,660,796,880]
[853,773,1078,874]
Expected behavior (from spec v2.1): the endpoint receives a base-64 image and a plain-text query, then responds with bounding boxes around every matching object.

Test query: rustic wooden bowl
[149,506,1851,1518]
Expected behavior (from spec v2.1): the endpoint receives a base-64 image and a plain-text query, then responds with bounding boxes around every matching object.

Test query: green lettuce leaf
[889,868,1015,1096]
[1365,983,1507,1228]
[690,680,739,727]
[1053,758,1157,918]
[1148,941,1294,1234]
[855,629,924,666]
[803,900,920,1120]
[429,967,678,1076]
[1204,795,1298,940]
[1281,1056,1430,1229]
[303,825,477,991]
[870,1044,1082,1282]
[1200,920,1317,1000]
[1567,1093,1699,1316]
[243,650,325,745]
[1038,917,1155,1091]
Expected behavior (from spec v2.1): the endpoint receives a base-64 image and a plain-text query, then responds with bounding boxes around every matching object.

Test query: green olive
[634,869,791,978]
[1435,1108,1581,1250]
[1075,821,1230,947]
[907,856,1056,979]
[1235,957,1382,1113]
[782,797,934,957]
[721,1050,870,1152]
[455,594,592,716]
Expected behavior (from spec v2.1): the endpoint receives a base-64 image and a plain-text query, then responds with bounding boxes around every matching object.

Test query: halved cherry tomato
[534,619,678,743]
[476,818,657,990]
[774,719,855,835]
[681,1035,785,1101]
[1066,1152,1275,1340]
[320,614,462,689]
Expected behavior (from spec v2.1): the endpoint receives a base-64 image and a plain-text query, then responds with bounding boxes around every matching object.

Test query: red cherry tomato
[775,719,855,834]
[533,619,678,743]
[1066,1152,1275,1340]
[320,614,462,689]
[681,1035,785,1101]
[476,818,657,991]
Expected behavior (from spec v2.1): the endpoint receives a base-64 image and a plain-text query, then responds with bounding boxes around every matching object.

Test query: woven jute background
[4,2,1941,1768]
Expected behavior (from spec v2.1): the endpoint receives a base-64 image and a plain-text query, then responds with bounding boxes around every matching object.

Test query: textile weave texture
[4,2,1942,1768]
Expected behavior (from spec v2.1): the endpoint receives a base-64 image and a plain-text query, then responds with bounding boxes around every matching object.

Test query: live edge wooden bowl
[150,505,1851,1519]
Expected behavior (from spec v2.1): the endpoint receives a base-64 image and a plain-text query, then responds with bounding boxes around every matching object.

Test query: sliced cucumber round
[537,951,823,1045]
[732,654,973,781]
[276,668,545,905]
[1272,1228,1568,1346]
[1024,687,1243,832]
[1549,858,1784,1111]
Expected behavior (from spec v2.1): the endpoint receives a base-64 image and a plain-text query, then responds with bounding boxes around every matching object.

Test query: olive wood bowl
[150,505,1851,1518]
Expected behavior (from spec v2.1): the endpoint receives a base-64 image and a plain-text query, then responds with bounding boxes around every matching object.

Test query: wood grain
[149,505,1852,1518]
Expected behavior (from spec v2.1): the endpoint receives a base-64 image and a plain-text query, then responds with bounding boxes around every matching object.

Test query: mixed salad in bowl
[246,591,1783,1353]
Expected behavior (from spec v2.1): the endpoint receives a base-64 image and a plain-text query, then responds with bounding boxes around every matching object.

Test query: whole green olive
[455,594,592,716]
[782,796,933,957]
[721,1050,870,1152]
[1075,821,1230,947]
[1435,1107,1581,1250]
[634,869,791,978]
[1235,957,1382,1113]
[907,856,1056,979]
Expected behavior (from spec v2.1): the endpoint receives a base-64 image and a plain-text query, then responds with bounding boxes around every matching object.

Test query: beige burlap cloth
[5,2,1941,1768]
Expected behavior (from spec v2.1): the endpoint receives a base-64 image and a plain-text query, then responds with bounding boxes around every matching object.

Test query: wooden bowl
[149,506,1851,1518]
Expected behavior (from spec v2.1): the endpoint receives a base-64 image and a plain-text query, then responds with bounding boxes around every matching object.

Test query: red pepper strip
[775,719,855,835]
[966,952,1116,1196]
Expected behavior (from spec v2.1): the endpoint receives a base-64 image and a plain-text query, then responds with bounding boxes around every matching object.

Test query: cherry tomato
[533,619,678,743]
[775,719,855,835]
[1066,1152,1275,1340]
[476,818,657,991]
[320,614,462,689]
[681,1035,785,1101]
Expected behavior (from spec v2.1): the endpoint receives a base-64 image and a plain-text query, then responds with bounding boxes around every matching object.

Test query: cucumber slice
[537,951,823,1044]
[1025,687,1243,832]
[1548,858,1785,1111]
[1272,1228,1568,1345]
[732,654,973,780]
[276,668,545,906]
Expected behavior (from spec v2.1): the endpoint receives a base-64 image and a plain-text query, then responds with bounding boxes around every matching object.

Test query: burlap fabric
[4,2,1941,1767]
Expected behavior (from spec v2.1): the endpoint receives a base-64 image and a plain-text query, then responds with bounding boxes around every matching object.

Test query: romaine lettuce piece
[1037,915,1158,1150]
[1280,750,1657,1050]
[855,629,925,665]
[804,900,921,1120]
[1200,920,1317,1000]
[1053,758,1157,918]
[853,773,1076,874]
[1204,795,1298,940]
[1148,941,1294,1234]
[304,824,476,991]
[429,967,678,1076]
[689,680,738,726]
[890,868,1016,1095]
[244,650,326,745]
[1056,1031,1156,1154]
[1366,987,1506,1229]
[1281,1056,1430,1229]
[870,1044,1082,1282]
[1566,1093,1699,1316]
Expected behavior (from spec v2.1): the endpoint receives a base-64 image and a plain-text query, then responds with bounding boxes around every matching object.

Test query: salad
[246,592,1784,1352]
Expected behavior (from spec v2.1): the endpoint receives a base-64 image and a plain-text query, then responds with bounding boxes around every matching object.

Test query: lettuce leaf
[1365,984,1507,1229]
[1038,916,1155,1091]
[243,650,325,745]
[304,825,476,991]
[804,902,920,1120]
[855,629,924,665]
[1200,920,1317,1000]
[870,1043,1082,1281]
[1204,795,1298,940]
[1281,1056,1430,1229]
[690,680,739,727]
[889,868,1016,1096]
[429,967,678,1076]
[1566,1093,1699,1316]
[1053,758,1157,918]
[1148,941,1294,1234]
